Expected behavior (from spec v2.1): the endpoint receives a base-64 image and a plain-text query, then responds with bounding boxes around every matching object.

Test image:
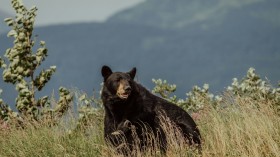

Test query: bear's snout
[116,80,131,99]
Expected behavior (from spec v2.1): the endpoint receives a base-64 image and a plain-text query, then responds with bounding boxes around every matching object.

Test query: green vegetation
[153,67,280,114]
[0,73,279,156]
[0,0,72,124]
[0,0,279,156]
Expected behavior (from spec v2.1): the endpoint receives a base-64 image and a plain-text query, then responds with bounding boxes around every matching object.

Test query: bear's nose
[124,86,131,92]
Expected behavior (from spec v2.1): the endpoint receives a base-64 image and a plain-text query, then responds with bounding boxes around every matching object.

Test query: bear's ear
[102,65,113,81]
[128,67,137,79]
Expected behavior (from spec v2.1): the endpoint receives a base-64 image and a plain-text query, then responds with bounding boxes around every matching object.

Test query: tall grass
[200,95,280,157]
[0,94,279,157]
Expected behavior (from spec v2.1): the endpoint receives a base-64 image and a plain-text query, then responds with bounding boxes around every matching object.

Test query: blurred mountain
[0,0,280,106]
[109,0,280,29]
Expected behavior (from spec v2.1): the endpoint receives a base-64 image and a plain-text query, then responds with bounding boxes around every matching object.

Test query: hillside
[109,0,280,29]
[0,0,280,105]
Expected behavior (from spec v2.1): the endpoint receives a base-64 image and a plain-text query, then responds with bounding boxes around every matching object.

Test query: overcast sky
[0,0,145,26]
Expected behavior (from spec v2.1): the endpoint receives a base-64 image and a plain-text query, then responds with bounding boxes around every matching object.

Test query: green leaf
[4,18,14,26]
[16,83,26,90]
[29,6,37,12]
[4,18,13,23]
[40,41,46,46]
[7,30,17,37]
[79,94,86,101]
[15,14,23,24]
[50,66,56,70]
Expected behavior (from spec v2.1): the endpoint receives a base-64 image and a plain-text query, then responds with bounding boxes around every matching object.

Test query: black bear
[101,65,201,153]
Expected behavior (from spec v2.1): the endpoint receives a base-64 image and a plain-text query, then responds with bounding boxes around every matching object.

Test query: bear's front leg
[110,120,135,152]
[111,119,131,135]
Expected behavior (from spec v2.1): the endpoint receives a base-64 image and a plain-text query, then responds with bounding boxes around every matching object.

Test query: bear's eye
[110,81,119,91]
[110,78,119,84]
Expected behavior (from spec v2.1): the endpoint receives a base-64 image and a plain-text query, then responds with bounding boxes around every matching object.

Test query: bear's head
[101,65,136,100]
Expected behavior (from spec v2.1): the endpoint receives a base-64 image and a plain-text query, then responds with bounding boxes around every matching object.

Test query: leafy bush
[0,0,72,124]
[227,67,280,113]
[72,88,103,133]
[152,79,222,112]
[0,89,19,122]
[152,68,280,114]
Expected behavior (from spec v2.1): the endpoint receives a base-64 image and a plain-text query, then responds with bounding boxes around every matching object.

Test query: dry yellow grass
[0,94,279,157]
[200,95,280,157]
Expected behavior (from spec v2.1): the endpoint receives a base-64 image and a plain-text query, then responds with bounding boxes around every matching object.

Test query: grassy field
[0,94,279,157]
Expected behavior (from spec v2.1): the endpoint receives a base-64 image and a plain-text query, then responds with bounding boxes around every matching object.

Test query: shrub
[0,0,72,124]
[152,79,222,112]
[227,67,280,114]
[152,68,280,114]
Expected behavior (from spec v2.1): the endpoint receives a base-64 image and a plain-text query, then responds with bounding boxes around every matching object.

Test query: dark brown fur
[101,66,201,153]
